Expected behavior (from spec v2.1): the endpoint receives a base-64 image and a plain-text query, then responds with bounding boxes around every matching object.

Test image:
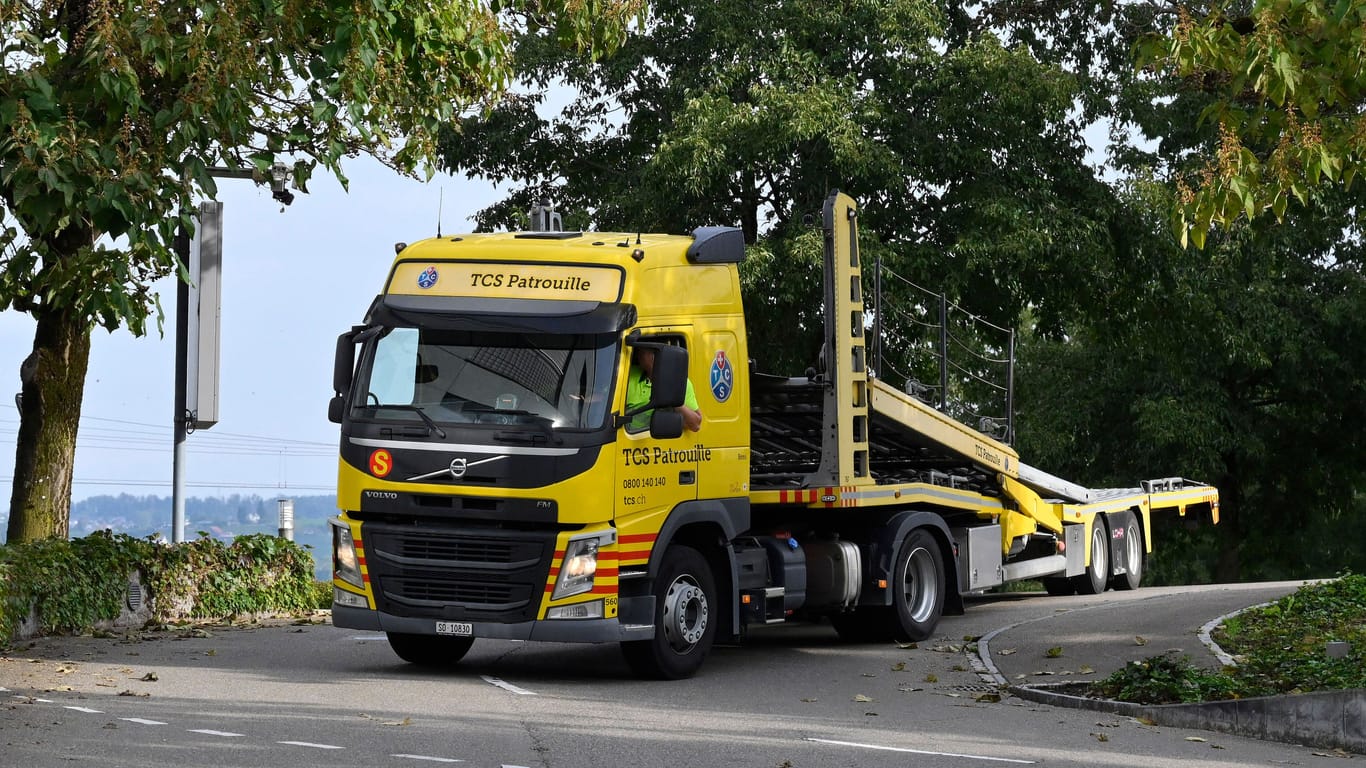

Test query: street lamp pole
[171,164,294,543]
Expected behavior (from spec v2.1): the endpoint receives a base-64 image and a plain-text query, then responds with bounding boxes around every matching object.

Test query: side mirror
[328,395,346,424]
[333,329,359,395]
[648,345,688,409]
[649,409,684,439]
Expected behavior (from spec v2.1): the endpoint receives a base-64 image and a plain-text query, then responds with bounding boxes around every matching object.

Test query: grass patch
[1092,574,1365,704]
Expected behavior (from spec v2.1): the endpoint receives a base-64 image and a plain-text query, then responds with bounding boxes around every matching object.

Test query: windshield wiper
[490,412,563,445]
[376,403,447,439]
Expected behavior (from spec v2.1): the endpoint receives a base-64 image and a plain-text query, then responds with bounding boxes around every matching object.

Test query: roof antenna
[636,230,641,244]
[437,187,444,238]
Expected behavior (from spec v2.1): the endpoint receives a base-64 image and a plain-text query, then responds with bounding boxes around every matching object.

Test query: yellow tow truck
[327,192,1219,678]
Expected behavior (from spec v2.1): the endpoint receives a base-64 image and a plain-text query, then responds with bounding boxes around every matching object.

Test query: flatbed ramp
[750,372,1218,526]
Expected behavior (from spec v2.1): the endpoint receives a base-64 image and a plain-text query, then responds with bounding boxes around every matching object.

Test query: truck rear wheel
[621,545,716,680]
[1073,519,1110,595]
[892,529,945,642]
[386,633,474,667]
[1112,516,1143,591]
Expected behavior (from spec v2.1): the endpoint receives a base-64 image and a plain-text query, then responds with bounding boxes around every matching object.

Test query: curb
[974,601,1365,755]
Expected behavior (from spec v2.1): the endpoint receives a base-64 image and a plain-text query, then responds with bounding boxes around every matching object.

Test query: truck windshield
[354,327,617,431]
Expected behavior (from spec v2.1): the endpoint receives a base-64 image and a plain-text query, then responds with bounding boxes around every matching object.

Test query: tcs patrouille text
[622,445,714,466]
[469,272,592,291]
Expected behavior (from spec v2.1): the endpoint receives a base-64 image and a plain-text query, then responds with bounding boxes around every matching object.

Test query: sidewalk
[972,582,1364,754]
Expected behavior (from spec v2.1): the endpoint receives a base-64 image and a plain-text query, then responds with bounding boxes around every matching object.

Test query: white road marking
[351,635,387,641]
[63,706,103,714]
[279,741,345,750]
[806,738,1036,764]
[392,755,464,763]
[189,729,244,737]
[480,675,536,695]
[120,718,167,725]
[13,695,54,703]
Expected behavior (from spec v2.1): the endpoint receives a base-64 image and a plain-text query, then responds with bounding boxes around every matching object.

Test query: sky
[0,159,499,509]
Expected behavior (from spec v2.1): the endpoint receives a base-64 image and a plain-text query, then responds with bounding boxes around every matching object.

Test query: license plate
[435,621,472,637]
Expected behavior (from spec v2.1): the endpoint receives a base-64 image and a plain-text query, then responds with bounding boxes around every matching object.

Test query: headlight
[332,519,364,588]
[552,536,600,600]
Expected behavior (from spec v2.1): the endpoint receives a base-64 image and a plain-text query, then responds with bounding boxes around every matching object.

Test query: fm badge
[417,266,439,289]
[710,350,733,402]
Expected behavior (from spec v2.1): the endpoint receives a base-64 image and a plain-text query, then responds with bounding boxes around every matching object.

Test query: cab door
[615,330,701,558]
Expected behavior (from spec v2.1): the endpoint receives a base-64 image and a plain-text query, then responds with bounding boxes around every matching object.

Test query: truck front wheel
[892,529,946,642]
[621,545,716,680]
[386,633,474,667]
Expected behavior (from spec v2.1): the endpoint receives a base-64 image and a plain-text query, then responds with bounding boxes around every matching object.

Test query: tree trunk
[6,305,92,543]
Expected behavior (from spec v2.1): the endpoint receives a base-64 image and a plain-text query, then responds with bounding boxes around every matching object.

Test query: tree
[1,0,640,542]
[1137,0,1366,245]
[438,0,1116,374]
[1016,178,1366,582]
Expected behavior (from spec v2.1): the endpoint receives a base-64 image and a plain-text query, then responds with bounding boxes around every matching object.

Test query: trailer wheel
[621,545,716,680]
[1074,519,1110,595]
[386,633,474,667]
[892,529,946,642]
[1112,517,1143,591]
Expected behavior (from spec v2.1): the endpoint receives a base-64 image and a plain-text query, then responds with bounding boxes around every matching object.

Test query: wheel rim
[1126,524,1141,577]
[662,574,708,652]
[1091,525,1108,576]
[901,546,939,624]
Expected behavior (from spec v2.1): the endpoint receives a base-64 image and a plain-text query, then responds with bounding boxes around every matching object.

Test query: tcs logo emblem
[369,449,393,477]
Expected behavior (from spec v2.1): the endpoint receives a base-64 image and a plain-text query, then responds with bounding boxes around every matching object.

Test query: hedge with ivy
[0,530,328,644]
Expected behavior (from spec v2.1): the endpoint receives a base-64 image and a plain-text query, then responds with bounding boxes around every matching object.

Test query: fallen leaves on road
[1134,636,1147,646]
[118,690,150,698]
[997,648,1017,656]
[891,662,906,672]
[853,694,874,703]
[139,672,158,682]
[1091,733,1110,742]
[1045,646,1064,658]
[1184,736,1207,742]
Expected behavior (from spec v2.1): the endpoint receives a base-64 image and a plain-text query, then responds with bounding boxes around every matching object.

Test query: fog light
[334,587,368,609]
[547,601,604,620]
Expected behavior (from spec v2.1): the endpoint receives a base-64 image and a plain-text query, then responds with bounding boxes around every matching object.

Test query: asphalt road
[2,580,1345,768]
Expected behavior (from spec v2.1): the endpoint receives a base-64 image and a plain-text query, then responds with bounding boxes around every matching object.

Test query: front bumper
[332,603,655,643]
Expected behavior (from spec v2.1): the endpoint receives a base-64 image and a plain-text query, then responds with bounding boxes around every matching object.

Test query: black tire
[386,633,474,667]
[621,545,717,680]
[1073,518,1110,595]
[831,607,894,643]
[1042,576,1076,596]
[891,529,946,642]
[1112,516,1143,591]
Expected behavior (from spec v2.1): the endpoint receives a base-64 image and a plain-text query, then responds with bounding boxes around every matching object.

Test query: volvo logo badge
[449,458,468,478]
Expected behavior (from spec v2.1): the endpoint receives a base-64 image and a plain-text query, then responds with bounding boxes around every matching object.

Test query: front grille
[363,522,555,622]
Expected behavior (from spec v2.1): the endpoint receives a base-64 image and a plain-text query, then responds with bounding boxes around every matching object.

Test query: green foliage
[1,0,640,542]
[439,0,1115,362]
[1216,574,1366,694]
[151,533,319,620]
[0,530,155,641]
[0,530,321,645]
[1137,1,1366,242]
[1094,654,1242,704]
[1096,576,1366,703]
